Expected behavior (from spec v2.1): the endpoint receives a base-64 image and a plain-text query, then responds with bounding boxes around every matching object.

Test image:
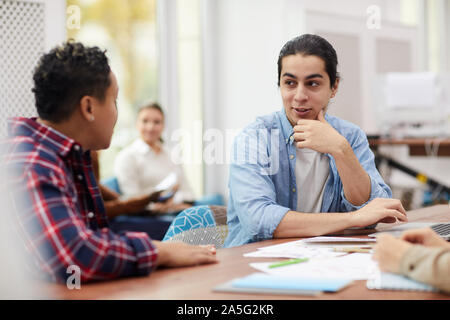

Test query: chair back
[162,205,228,248]
[102,176,122,194]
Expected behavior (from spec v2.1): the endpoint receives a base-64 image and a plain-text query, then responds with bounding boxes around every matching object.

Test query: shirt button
[290,154,294,160]
[292,188,296,193]
[77,174,83,181]
[73,145,80,151]
[87,212,94,219]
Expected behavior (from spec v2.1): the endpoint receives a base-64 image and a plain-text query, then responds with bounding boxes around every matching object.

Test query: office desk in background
[45,205,450,300]
[368,137,450,157]
[368,137,450,200]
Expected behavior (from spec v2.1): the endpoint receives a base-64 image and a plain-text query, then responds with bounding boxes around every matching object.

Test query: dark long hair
[277,34,340,88]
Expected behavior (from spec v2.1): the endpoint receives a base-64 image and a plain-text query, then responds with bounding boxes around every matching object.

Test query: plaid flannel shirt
[1,117,158,283]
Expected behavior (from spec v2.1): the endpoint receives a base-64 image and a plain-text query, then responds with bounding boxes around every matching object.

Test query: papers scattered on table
[244,236,375,259]
[250,253,377,280]
[243,240,342,259]
[243,237,378,281]
[301,236,376,243]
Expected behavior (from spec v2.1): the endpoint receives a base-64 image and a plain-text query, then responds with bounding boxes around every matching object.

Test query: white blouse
[114,138,195,203]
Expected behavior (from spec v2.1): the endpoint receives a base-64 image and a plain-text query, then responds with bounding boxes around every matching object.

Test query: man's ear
[331,78,340,98]
[79,96,95,122]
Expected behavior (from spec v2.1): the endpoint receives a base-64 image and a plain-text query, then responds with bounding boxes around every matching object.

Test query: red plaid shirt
[1,117,158,283]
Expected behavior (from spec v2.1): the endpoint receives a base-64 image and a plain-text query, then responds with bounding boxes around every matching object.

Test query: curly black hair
[32,41,111,123]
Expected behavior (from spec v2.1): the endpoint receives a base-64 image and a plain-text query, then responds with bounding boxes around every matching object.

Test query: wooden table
[45,205,450,300]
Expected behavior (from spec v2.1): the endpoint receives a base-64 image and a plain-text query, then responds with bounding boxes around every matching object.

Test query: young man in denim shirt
[225,34,407,247]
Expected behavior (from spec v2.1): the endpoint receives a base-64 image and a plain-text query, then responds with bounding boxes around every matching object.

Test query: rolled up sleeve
[226,127,290,246]
[400,245,450,293]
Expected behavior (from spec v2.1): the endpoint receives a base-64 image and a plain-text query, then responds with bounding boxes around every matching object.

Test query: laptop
[369,222,450,241]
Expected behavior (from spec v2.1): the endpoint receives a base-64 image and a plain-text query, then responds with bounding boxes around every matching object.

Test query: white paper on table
[243,247,343,259]
[243,237,375,259]
[250,253,377,280]
[300,236,376,243]
[244,239,343,259]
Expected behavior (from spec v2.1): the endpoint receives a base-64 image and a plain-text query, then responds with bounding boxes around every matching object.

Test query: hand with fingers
[352,198,408,228]
[293,110,347,155]
[372,234,412,273]
[153,241,218,268]
[401,228,450,248]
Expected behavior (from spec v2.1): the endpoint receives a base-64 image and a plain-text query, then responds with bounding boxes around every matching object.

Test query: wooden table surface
[45,204,450,300]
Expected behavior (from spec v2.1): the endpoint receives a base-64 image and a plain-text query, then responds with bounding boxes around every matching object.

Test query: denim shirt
[224,109,392,247]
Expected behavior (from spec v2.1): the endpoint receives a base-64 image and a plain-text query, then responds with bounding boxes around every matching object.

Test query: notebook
[213,273,353,296]
[367,272,438,292]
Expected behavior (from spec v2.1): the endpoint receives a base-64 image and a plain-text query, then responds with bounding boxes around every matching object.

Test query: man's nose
[294,85,308,102]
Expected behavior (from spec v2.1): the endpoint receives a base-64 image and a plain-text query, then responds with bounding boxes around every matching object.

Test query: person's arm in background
[99,184,162,218]
[373,229,450,293]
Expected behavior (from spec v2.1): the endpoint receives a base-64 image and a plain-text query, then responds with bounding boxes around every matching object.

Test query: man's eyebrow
[281,73,324,80]
[305,74,324,80]
[282,72,297,79]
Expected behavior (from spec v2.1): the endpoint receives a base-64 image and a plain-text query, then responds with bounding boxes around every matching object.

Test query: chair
[162,205,228,248]
[101,176,121,194]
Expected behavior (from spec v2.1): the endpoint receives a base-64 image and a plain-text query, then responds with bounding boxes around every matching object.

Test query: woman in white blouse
[115,103,195,214]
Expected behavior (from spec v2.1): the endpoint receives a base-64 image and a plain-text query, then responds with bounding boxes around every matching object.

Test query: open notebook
[367,272,438,292]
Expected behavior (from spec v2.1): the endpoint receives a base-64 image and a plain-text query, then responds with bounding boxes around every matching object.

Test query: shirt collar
[279,108,295,146]
[7,117,82,157]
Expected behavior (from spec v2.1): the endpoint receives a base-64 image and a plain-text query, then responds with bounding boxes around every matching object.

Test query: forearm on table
[273,210,355,238]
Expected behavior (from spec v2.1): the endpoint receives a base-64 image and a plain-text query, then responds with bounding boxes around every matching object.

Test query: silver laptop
[369,222,450,241]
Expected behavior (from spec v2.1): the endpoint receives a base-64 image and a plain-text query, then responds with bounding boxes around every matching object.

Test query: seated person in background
[114,103,195,214]
[225,34,407,247]
[91,150,173,240]
[373,228,450,294]
[0,41,216,284]
[91,150,160,217]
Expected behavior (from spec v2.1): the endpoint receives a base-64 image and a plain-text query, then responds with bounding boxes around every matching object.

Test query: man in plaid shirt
[0,42,216,284]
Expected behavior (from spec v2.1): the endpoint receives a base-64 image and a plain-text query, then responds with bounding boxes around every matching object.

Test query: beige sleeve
[399,245,450,294]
